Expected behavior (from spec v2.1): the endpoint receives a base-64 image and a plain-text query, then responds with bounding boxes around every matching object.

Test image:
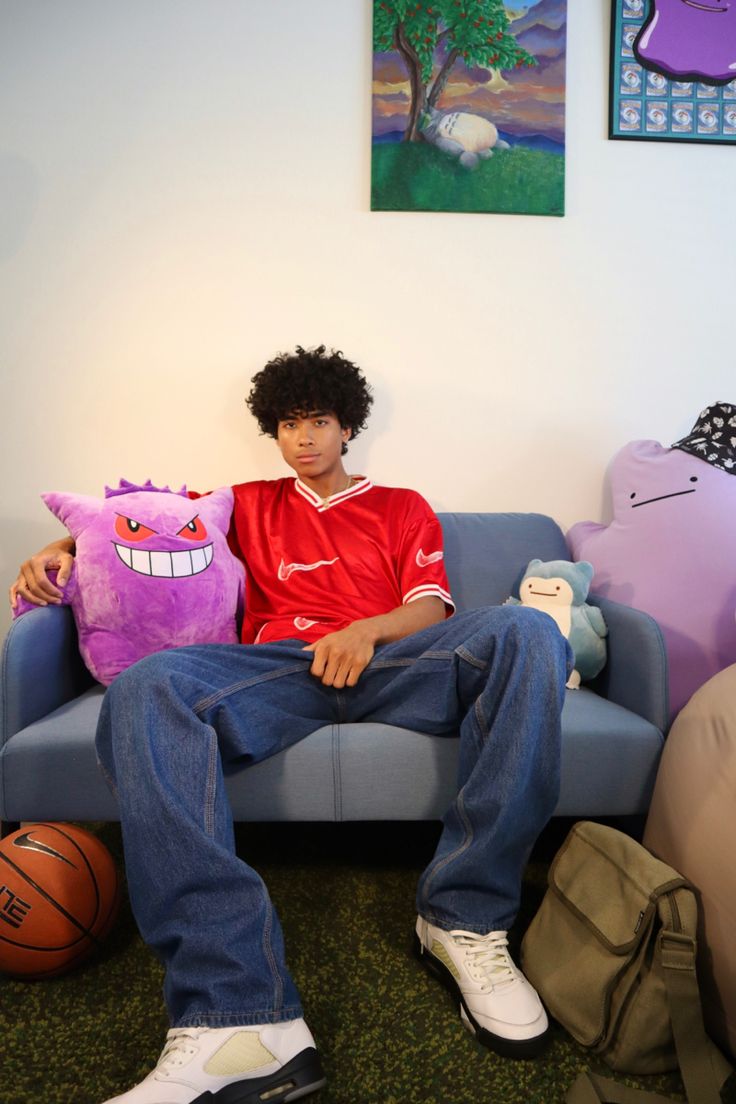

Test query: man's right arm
[9,536,75,609]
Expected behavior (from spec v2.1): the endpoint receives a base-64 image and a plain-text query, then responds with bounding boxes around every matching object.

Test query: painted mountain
[496,0,567,147]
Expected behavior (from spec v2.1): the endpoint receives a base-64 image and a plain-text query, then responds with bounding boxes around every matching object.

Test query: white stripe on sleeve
[402,583,455,609]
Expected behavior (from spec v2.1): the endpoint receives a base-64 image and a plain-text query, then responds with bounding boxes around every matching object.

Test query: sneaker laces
[450,930,519,992]
[155,1027,207,1076]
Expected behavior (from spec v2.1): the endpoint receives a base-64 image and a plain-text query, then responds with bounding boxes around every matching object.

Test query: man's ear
[342,426,352,442]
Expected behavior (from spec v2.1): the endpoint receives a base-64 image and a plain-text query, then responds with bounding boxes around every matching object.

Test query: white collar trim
[294,476,373,512]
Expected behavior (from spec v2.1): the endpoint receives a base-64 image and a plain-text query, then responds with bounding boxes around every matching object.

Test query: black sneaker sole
[413,933,550,1061]
[191,1046,326,1103]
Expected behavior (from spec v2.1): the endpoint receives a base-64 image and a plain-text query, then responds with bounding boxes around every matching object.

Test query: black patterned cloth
[671,402,736,474]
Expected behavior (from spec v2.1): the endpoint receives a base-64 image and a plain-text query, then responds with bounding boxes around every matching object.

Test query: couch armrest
[588,595,669,733]
[1,606,94,747]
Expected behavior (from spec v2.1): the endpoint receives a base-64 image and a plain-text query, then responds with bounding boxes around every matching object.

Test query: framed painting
[371,1,567,216]
[610,0,736,144]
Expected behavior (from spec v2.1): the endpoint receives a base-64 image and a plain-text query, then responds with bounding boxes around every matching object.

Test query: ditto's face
[276,411,351,479]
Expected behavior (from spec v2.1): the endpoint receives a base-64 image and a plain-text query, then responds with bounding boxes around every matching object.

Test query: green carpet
[1,820,733,1104]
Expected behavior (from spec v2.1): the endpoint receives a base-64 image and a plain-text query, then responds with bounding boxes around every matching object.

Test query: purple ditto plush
[14,479,244,685]
[634,0,736,84]
[568,441,736,722]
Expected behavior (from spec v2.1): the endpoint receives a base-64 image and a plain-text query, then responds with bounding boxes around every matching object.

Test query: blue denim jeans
[95,605,570,1028]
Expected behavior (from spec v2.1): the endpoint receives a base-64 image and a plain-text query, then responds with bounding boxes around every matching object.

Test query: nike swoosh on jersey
[277,556,339,582]
[293,617,318,631]
[12,831,77,868]
[416,548,444,568]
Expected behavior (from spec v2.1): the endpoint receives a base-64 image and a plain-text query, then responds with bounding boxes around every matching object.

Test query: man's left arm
[304,596,445,689]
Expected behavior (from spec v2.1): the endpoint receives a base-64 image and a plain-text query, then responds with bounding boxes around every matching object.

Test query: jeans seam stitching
[419,912,504,934]
[455,645,488,671]
[366,658,416,670]
[204,733,217,838]
[95,755,118,799]
[367,650,454,671]
[193,663,308,714]
[419,789,475,907]
[474,696,487,739]
[174,1006,303,1025]
[262,900,283,1016]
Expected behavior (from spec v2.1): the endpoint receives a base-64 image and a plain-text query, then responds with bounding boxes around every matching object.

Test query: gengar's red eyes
[113,513,208,543]
[177,516,208,541]
[114,515,157,543]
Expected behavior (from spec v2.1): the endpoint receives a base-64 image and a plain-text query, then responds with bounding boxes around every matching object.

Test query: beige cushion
[644,664,736,1061]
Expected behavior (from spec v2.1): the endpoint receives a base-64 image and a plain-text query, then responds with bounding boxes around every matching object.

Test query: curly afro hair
[246,345,373,455]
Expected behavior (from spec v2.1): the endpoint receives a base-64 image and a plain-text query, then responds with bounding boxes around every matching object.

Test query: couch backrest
[437,512,569,612]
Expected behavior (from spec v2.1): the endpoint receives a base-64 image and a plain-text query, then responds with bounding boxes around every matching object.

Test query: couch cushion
[333,689,663,820]
[0,686,337,822]
[1,687,663,823]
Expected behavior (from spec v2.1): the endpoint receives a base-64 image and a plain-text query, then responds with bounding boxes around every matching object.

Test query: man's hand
[303,596,446,688]
[303,622,378,688]
[9,537,75,610]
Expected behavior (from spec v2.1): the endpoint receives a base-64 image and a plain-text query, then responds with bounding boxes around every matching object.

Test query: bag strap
[658,929,732,1103]
[566,922,732,1104]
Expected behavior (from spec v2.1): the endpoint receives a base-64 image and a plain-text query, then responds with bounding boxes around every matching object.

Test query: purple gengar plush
[634,0,736,84]
[568,441,736,722]
[14,479,244,685]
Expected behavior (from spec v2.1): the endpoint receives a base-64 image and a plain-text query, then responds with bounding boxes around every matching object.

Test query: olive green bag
[521,821,732,1104]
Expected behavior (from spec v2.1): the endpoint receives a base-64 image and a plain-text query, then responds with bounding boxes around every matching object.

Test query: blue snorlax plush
[506,559,608,688]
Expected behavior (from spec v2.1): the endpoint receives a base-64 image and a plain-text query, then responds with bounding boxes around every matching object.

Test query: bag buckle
[658,929,696,971]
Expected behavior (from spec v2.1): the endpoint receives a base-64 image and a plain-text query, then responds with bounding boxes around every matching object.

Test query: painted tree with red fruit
[374,0,536,141]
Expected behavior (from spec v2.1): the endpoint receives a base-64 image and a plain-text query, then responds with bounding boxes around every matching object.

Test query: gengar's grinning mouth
[113,542,214,577]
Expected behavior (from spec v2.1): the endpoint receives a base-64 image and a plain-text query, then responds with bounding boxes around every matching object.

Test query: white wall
[1,0,734,632]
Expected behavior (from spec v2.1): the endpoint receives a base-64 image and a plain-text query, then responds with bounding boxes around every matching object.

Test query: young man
[11,346,570,1104]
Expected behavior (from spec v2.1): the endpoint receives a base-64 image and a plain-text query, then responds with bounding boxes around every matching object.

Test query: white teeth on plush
[131,549,152,575]
[115,544,133,568]
[172,550,193,577]
[150,551,174,577]
[190,547,207,574]
[114,542,214,577]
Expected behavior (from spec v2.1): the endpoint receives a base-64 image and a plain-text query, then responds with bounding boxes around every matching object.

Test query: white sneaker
[414,917,549,1059]
[102,1018,326,1103]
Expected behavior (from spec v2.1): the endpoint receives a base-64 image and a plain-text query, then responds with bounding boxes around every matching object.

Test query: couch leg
[0,821,20,840]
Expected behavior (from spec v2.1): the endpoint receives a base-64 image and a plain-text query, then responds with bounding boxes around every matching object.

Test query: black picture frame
[609,0,736,145]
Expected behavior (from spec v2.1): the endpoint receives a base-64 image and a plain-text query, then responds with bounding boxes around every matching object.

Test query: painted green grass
[371,139,564,216]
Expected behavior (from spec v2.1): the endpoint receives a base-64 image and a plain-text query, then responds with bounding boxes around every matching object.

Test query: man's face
[276,410,351,480]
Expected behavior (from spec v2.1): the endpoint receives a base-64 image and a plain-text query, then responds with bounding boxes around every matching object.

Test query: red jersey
[220,477,454,645]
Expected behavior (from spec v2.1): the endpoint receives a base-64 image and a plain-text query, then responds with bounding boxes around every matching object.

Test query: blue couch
[0,513,668,830]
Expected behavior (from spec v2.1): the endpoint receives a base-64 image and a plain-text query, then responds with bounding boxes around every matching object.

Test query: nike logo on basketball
[12,831,77,868]
[416,548,443,567]
[278,557,339,582]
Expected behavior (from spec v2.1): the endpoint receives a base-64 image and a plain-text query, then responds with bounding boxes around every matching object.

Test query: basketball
[0,823,121,979]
